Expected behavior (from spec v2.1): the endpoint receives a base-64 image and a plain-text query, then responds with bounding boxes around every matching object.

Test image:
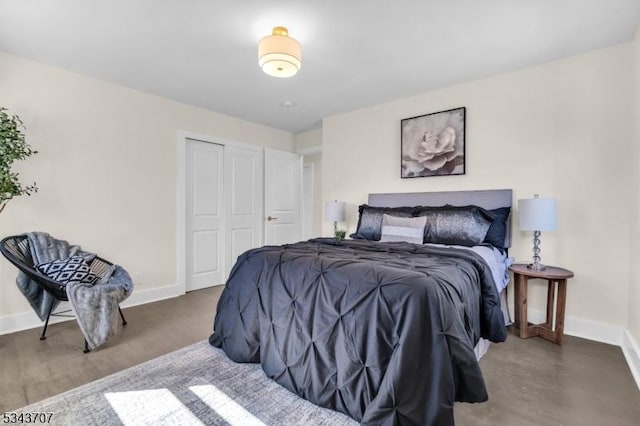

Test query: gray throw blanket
[16,232,86,321]
[15,232,133,350]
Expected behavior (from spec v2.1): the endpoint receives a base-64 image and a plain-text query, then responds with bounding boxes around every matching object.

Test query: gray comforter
[210,238,506,425]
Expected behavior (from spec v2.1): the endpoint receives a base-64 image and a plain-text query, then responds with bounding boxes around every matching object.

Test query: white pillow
[380,214,426,244]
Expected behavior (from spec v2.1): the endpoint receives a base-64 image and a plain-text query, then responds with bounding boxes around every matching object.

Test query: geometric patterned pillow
[36,255,99,286]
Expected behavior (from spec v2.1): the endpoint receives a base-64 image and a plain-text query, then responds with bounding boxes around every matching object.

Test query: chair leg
[118,306,127,326]
[40,303,55,341]
[83,339,90,354]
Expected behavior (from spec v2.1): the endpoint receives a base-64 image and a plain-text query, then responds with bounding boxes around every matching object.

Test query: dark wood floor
[456,330,640,425]
[1,286,639,425]
[0,286,224,412]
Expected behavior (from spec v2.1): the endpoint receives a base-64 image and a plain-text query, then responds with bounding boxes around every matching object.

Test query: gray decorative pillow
[416,205,494,246]
[351,205,416,241]
[380,214,427,244]
[37,255,99,286]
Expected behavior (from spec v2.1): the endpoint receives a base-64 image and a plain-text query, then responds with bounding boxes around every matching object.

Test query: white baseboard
[621,329,640,391]
[0,284,183,336]
[511,306,624,346]
[120,284,183,309]
[0,303,73,336]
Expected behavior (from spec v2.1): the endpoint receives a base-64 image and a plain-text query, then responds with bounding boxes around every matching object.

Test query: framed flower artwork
[401,107,466,178]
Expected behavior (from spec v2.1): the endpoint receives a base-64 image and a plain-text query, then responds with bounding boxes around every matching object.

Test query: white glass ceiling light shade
[258,26,301,78]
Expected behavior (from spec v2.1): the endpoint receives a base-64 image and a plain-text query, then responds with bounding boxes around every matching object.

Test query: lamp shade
[518,197,557,231]
[258,27,302,78]
[324,201,345,222]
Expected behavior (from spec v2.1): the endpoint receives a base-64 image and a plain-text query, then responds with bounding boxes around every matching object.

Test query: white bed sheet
[424,243,513,293]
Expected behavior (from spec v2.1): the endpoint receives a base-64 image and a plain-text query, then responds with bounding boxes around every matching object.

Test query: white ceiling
[1,1,639,133]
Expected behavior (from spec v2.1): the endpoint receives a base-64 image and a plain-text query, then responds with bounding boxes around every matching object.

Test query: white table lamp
[518,194,557,271]
[324,201,346,238]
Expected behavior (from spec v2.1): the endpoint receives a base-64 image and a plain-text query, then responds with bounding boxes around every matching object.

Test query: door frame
[176,130,263,295]
[302,161,314,240]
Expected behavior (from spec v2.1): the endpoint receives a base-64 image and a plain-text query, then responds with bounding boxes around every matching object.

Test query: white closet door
[186,139,224,290]
[224,146,263,279]
[264,149,303,245]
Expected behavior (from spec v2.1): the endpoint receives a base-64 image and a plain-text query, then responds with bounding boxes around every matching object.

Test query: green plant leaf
[0,107,38,205]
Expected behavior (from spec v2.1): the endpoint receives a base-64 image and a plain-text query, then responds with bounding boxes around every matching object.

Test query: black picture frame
[400,107,466,178]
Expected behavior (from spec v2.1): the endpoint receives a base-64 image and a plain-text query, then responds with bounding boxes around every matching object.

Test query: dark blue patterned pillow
[483,206,511,249]
[37,255,99,285]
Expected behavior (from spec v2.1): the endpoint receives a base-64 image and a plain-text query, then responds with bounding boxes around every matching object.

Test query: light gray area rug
[19,341,357,426]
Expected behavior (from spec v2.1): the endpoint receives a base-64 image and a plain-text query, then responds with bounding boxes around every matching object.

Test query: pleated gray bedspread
[210,238,507,426]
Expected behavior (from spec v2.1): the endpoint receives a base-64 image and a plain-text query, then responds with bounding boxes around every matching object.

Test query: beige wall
[295,128,323,237]
[323,44,633,332]
[0,52,294,318]
[629,27,640,347]
[295,128,322,151]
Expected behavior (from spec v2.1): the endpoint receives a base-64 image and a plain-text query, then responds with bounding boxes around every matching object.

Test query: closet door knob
[267,216,278,221]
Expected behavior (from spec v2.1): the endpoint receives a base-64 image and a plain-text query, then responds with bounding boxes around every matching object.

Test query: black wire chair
[0,235,128,353]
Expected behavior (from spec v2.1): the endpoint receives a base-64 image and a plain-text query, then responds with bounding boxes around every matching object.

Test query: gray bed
[211,189,512,425]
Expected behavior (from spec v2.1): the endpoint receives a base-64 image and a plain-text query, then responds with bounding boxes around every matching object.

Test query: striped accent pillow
[380,214,427,244]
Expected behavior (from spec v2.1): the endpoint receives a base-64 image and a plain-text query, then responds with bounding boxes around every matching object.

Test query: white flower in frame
[401,108,465,177]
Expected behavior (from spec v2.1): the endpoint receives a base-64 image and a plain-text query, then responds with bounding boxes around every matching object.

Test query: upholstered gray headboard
[368,189,513,248]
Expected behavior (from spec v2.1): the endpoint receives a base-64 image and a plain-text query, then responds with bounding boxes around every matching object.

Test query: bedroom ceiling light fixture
[518,194,557,271]
[324,200,346,239]
[258,26,302,78]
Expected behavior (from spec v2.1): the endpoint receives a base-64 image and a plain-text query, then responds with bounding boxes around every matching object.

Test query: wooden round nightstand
[509,264,574,345]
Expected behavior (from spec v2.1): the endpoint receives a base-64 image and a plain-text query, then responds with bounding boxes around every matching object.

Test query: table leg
[555,279,567,344]
[516,274,529,338]
[545,280,555,329]
[513,273,521,329]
